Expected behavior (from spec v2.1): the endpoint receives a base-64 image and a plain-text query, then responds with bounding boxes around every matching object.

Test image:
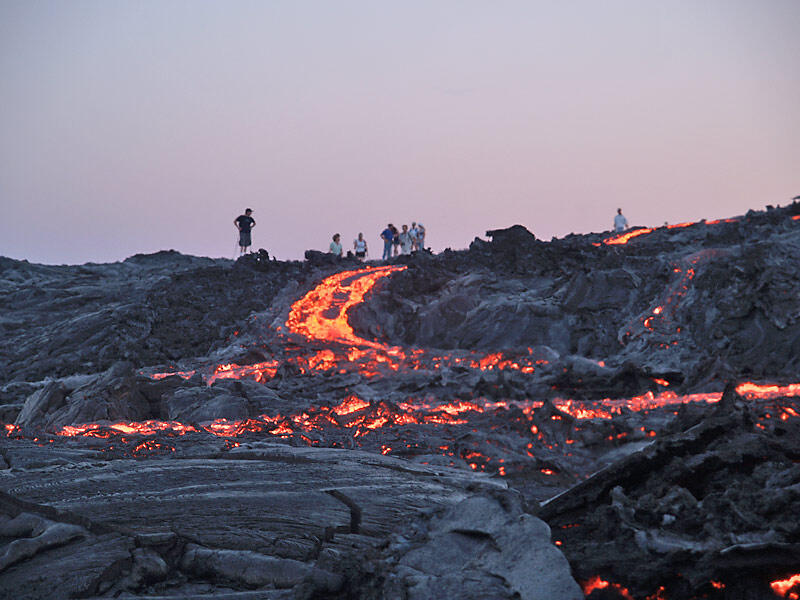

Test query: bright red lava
[772,574,800,599]
[3,381,794,448]
[582,575,635,599]
[6,263,800,449]
[603,228,654,246]
[146,265,547,383]
[286,265,407,349]
[597,214,748,247]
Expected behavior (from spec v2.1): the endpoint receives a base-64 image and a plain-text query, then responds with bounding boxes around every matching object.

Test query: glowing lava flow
[772,574,800,599]
[603,228,654,246]
[581,575,635,599]
[736,382,800,400]
[148,265,551,382]
[596,215,747,247]
[14,383,795,447]
[286,265,407,349]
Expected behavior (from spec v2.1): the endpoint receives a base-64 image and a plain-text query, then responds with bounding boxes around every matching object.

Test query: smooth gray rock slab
[386,494,582,600]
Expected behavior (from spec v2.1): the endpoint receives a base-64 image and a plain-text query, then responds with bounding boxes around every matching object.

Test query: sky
[1,1,798,265]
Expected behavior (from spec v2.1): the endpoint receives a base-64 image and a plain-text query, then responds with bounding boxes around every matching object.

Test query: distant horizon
[2,1,798,265]
[4,199,797,267]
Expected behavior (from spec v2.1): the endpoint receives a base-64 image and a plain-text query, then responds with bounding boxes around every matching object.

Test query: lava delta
[2,203,800,599]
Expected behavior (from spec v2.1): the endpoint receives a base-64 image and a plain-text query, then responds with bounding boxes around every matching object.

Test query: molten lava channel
[286,265,407,349]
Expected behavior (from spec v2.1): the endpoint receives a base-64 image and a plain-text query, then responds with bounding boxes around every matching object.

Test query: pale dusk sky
[1,1,798,264]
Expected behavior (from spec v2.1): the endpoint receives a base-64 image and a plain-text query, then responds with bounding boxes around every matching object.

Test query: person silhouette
[234,208,256,254]
[614,208,628,233]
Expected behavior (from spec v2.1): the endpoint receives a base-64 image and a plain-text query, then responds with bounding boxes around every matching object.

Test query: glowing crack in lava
[620,248,724,344]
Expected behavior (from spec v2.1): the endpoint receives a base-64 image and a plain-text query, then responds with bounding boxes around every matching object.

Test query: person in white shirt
[353,233,368,261]
[614,209,628,232]
[329,233,343,257]
[399,224,412,255]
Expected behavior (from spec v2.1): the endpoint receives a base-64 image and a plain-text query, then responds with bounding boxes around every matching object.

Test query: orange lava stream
[15,383,794,446]
[598,214,748,246]
[57,420,198,437]
[735,382,800,400]
[604,228,654,246]
[286,265,407,349]
[145,265,548,382]
[207,360,280,384]
[666,222,694,229]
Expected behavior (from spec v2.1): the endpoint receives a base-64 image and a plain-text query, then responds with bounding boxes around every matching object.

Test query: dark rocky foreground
[2,203,800,599]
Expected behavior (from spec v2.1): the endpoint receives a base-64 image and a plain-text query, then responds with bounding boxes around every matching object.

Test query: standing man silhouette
[235,208,256,254]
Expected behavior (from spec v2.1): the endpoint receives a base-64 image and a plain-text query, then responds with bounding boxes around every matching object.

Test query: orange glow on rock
[582,576,635,600]
[772,574,800,598]
[332,395,371,415]
[604,228,654,245]
[735,382,800,399]
[56,420,199,438]
[666,221,694,229]
[150,369,197,381]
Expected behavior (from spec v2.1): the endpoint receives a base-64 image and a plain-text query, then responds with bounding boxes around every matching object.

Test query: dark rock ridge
[353,204,800,391]
[0,250,307,384]
[1,201,800,598]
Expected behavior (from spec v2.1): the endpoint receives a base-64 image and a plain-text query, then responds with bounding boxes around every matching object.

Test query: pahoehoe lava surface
[2,204,800,599]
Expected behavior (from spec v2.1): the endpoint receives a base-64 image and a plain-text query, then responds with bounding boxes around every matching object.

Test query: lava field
[2,203,800,599]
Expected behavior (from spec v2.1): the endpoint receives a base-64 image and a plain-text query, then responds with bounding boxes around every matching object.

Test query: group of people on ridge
[328,223,426,261]
[379,223,425,260]
[236,206,629,258]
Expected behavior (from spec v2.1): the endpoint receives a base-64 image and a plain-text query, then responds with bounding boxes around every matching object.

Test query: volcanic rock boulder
[357,492,582,600]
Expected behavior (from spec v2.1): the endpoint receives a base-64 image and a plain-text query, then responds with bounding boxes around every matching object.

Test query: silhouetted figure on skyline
[234,209,256,254]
